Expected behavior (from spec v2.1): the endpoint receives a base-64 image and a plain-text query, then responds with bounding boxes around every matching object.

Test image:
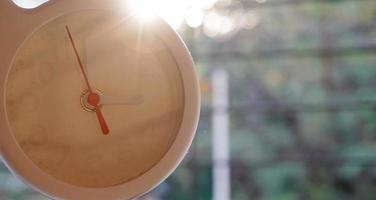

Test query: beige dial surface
[5,10,184,187]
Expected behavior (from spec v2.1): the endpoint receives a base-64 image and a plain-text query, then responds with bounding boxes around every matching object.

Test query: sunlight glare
[128,0,218,30]
[128,0,157,21]
[185,8,204,28]
[203,11,236,38]
[192,0,218,10]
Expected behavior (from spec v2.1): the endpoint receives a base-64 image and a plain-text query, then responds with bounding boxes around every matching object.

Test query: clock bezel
[0,0,200,199]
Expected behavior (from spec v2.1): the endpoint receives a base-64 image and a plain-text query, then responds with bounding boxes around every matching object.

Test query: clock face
[5,10,185,187]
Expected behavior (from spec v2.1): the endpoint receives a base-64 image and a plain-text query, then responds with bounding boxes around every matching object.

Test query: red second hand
[66,25,109,135]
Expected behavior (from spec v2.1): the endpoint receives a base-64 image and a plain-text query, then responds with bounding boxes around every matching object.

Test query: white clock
[0,0,200,199]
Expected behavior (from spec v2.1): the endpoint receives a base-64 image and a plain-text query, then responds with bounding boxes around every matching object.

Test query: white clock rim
[0,0,200,200]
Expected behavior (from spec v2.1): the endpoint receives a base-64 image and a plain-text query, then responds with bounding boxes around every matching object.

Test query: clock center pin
[87,93,100,106]
[80,89,102,112]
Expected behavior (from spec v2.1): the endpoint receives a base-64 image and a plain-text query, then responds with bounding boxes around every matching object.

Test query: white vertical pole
[212,69,230,200]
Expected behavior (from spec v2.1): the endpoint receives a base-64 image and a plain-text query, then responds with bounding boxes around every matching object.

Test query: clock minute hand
[65,26,93,92]
[100,95,144,105]
[65,25,110,135]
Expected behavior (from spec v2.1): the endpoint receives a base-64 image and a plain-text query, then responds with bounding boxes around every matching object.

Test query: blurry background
[3,0,376,199]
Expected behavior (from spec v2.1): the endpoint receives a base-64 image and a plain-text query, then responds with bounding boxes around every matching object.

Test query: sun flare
[128,0,217,30]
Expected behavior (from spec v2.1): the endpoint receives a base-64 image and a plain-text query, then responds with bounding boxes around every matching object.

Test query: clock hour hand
[100,95,144,105]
